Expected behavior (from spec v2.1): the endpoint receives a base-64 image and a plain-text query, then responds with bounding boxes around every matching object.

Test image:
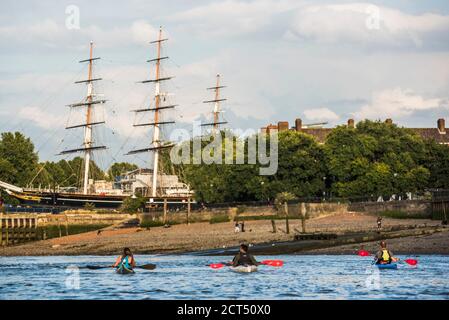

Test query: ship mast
[60,41,107,195]
[127,27,176,198]
[201,74,227,134]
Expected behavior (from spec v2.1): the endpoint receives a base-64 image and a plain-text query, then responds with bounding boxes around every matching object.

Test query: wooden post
[163,198,168,224]
[0,214,3,246]
[11,218,15,244]
[58,220,62,238]
[34,217,38,241]
[5,219,9,246]
[65,215,69,236]
[271,219,277,233]
[284,202,290,234]
[187,197,191,225]
[300,203,307,233]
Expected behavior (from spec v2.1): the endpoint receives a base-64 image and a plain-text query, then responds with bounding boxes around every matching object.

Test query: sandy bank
[0,213,446,256]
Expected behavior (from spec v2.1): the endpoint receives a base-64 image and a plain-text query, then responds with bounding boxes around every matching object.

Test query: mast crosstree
[201,74,227,133]
[60,41,107,195]
[127,27,176,198]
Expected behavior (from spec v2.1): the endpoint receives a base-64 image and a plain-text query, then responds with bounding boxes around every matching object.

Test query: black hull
[17,192,126,208]
[12,191,192,209]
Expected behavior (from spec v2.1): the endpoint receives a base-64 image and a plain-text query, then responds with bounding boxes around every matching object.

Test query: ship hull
[7,190,191,209]
[9,191,126,208]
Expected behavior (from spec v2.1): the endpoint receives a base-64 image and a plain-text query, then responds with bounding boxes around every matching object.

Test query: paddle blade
[261,260,284,267]
[210,263,225,269]
[138,263,157,270]
[358,250,370,256]
[86,265,110,270]
[404,259,418,266]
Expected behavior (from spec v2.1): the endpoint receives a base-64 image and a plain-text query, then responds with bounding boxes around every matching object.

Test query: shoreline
[1,213,448,257]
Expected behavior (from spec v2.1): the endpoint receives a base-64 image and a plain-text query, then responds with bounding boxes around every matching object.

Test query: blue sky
[1,0,448,169]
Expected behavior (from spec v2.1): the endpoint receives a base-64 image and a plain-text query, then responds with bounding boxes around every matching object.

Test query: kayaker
[375,241,398,265]
[113,247,136,270]
[232,244,259,267]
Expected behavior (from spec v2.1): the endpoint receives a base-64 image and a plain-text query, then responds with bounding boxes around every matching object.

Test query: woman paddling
[113,248,136,272]
[232,244,259,267]
[374,241,398,265]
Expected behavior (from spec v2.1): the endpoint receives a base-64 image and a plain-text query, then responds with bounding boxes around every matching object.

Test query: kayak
[230,265,258,273]
[116,266,135,274]
[376,263,398,270]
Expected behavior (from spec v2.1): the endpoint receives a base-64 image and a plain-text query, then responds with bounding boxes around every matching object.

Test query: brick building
[261,118,448,145]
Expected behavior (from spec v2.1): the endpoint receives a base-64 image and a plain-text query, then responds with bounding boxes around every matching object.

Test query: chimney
[295,118,302,131]
[347,118,355,128]
[266,124,278,134]
[385,118,393,125]
[437,118,446,133]
[278,121,289,132]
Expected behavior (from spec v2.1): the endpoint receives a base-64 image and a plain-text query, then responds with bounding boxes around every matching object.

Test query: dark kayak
[376,263,398,270]
[116,266,135,274]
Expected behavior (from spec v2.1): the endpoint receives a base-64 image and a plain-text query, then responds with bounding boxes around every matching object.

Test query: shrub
[120,195,146,213]
[209,214,230,224]
[274,192,297,211]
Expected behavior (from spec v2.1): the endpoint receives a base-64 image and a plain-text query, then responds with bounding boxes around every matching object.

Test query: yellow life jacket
[381,249,391,262]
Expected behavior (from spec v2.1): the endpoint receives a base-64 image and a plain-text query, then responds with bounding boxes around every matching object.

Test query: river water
[0,255,448,300]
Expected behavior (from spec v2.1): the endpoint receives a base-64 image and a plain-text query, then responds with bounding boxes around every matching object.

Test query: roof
[410,128,449,144]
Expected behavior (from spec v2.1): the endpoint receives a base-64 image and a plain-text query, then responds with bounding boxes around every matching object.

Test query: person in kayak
[232,244,259,267]
[113,247,136,270]
[375,241,398,265]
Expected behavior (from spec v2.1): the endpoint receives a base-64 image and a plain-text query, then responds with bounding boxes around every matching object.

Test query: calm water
[0,255,448,300]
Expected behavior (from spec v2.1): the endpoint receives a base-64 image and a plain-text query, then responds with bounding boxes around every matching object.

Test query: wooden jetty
[0,214,38,246]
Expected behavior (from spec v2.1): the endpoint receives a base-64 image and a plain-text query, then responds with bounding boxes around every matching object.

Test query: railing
[2,206,67,214]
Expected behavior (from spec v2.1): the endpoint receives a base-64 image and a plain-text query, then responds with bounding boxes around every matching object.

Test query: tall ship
[0,28,192,208]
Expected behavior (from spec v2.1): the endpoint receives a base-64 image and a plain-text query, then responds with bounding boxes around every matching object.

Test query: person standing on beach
[377,216,382,231]
[234,222,240,233]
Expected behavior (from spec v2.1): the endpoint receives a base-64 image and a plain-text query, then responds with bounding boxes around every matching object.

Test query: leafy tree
[425,140,449,189]
[107,162,138,180]
[325,120,430,198]
[0,132,38,185]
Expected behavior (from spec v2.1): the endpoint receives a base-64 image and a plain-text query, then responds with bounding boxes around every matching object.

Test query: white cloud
[304,107,340,122]
[0,19,159,48]
[353,87,447,120]
[169,0,298,37]
[18,106,66,129]
[287,3,449,48]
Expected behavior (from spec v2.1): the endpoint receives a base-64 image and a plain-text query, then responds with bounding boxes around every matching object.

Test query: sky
[1,0,449,169]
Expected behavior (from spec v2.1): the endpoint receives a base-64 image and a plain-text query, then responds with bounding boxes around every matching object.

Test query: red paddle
[358,250,370,256]
[356,251,418,266]
[209,260,284,269]
[403,259,418,266]
[261,260,284,267]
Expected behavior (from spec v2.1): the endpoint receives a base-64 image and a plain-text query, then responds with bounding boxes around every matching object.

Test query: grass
[139,219,166,228]
[377,210,430,219]
[209,215,231,224]
[37,224,109,240]
[234,214,303,221]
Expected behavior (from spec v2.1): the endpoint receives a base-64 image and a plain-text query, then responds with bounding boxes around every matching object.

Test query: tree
[425,141,449,189]
[325,120,430,199]
[0,132,38,185]
[107,162,138,180]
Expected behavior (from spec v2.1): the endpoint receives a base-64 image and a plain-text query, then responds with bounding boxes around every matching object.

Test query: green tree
[0,132,38,185]
[425,141,449,189]
[107,162,138,180]
[325,120,430,198]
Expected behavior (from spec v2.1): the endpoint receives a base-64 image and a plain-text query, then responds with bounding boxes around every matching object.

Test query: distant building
[261,118,449,145]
